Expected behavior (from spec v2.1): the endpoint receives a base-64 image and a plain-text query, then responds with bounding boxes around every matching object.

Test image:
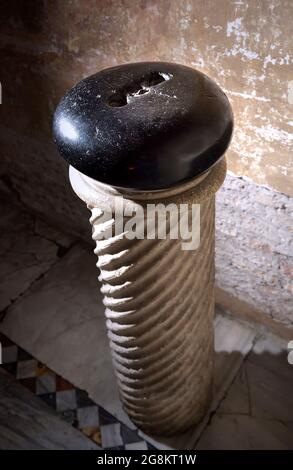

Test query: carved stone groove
[69,158,226,435]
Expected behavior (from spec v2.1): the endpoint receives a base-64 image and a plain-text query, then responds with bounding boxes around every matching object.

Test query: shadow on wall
[0,0,91,239]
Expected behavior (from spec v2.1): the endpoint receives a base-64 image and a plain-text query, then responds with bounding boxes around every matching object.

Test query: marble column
[53,62,233,435]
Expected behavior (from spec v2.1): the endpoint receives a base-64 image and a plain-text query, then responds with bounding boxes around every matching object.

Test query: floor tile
[36,374,57,395]
[121,425,144,444]
[196,331,293,450]
[2,345,18,364]
[101,423,123,448]
[125,441,148,450]
[246,333,293,422]
[217,364,250,415]
[82,426,101,445]
[77,406,100,428]
[196,414,293,450]
[16,359,38,379]
[0,202,73,312]
[56,390,77,412]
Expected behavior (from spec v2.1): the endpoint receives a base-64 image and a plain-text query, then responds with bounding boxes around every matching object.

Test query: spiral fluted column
[53,62,233,435]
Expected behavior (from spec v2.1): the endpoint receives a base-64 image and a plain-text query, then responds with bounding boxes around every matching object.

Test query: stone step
[0,369,99,450]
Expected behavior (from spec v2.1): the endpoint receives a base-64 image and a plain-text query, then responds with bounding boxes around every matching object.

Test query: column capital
[53,62,233,191]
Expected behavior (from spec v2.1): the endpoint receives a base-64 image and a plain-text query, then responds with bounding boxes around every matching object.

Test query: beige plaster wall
[1,0,292,195]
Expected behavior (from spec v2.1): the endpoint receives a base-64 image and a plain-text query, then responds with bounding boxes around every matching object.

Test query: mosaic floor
[0,332,154,450]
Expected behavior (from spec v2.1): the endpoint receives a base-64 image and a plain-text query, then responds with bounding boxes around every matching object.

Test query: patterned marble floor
[0,334,153,450]
[0,369,99,450]
[0,200,293,450]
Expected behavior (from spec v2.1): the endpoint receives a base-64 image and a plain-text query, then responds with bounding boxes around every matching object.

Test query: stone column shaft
[69,158,226,435]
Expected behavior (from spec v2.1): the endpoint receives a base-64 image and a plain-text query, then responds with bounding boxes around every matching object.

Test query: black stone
[53,62,233,190]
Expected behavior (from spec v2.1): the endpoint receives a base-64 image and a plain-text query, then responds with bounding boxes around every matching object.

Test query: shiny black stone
[53,62,233,190]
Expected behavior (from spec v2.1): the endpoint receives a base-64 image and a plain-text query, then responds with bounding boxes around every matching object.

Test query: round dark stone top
[53,62,233,190]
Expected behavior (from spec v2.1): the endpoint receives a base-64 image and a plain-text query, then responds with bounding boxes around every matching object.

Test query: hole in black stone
[107,71,173,107]
[108,93,128,107]
[141,71,172,88]
[137,88,148,95]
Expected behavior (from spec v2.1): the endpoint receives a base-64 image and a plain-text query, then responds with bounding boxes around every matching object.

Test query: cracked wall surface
[0,0,292,194]
[216,174,292,335]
